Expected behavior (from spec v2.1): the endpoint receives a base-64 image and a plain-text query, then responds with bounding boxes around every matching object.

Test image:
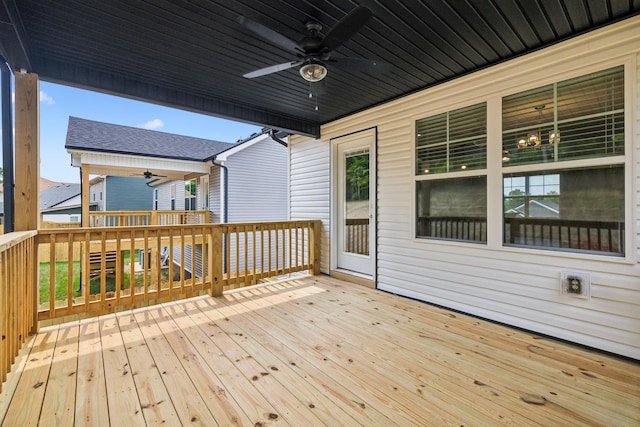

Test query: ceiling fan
[133,170,167,180]
[237,5,391,95]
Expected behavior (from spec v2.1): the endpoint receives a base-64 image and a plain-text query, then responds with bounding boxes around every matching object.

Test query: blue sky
[14,81,262,183]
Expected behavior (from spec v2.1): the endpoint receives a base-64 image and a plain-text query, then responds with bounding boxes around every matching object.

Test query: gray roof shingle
[40,183,81,210]
[65,117,239,161]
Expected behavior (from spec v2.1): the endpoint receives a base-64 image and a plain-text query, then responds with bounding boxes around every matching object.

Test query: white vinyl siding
[154,182,176,210]
[289,137,331,274]
[209,166,222,223]
[290,18,640,359]
[225,138,288,222]
[222,138,288,275]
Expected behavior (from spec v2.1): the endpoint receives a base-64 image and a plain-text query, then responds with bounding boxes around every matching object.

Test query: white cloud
[138,118,164,130]
[39,91,55,105]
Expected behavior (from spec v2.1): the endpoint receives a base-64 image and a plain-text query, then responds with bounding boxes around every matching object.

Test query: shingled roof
[40,183,81,210]
[65,117,239,161]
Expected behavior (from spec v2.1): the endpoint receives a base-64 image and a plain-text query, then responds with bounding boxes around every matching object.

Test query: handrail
[87,210,210,227]
[36,220,322,321]
[0,231,38,393]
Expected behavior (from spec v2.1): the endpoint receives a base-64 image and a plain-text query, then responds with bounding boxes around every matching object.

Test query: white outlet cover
[561,271,591,299]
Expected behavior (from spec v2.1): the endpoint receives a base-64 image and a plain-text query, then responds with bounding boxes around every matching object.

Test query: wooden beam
[210,226,222,296]
[311,220,321,275]
[81,165,89,227]
[13,71,39,231]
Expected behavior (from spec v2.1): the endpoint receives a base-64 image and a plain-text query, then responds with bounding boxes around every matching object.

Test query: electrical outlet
[566,276,582,294]
[561,271,590,299]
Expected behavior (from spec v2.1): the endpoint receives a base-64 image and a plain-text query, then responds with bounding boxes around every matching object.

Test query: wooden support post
[310,220,322,275]
[209,226,223,296]
[81,165,90,227]
[13,72,39,232]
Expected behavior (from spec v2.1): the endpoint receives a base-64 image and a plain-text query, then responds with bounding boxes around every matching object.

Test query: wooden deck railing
[417,216,487,243]
[505,217,624,255]
[417,216,624,255]
[345,218,369,255]
[0,231,38,393]
[87,210,210,227]
[36,220,321,321]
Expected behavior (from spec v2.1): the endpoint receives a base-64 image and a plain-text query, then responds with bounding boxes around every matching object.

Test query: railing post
[30,234,38,334]
[310,220,321,275]
[210,225,223,296]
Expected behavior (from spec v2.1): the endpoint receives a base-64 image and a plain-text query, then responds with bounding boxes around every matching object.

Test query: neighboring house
[66,117,289,278]
[66,116,289,224]
[89,175,153,211]
[288,19,639,359]
[505,200,559,219]
[40,182,95,223]
[151,131,289,224]
[39,175,148,224]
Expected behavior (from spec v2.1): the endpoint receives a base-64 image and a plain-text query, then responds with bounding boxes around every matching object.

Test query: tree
[345,154,369,201]
[504,188,525,212]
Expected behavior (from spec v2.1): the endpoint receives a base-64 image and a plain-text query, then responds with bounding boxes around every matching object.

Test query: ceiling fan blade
[321,6,372,52]
[237,16,301,53]
[328,57,393,73]
[243,61,302,79]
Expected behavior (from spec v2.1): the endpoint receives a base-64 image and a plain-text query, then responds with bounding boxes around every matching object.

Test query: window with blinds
[413,64,627,255]
[415,102,488,243]
[501,65,626,256]
[416,102,486,175]
[502,66,624,166]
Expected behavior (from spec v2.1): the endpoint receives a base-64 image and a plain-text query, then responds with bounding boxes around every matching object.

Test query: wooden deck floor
[1,275,638,426]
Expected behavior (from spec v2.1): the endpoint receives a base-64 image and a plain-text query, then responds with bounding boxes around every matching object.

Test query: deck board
[75,319,109,426]
[1,275,639,426]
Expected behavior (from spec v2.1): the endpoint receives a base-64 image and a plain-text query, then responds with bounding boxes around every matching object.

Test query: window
[502,66,624,166]
[170,184,176,210]
[413,66,627,257]
[185,179,197,211]
[417,176,487,243]
[416,103,487,175]
[415,102,487,243]
[153,189,159,210]
[502,66,625,256]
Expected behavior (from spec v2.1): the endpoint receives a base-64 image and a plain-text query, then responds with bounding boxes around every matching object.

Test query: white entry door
[335,130,375,276]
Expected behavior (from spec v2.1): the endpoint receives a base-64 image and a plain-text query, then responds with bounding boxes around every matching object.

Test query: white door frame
[331,128,376,279]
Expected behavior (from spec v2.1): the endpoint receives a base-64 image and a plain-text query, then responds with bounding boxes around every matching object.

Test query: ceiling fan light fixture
[299,60,328,82]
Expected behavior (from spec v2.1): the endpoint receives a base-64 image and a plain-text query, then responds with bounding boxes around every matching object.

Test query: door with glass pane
[335,131,374,276]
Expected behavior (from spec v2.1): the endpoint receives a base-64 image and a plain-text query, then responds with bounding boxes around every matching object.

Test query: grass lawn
[38,261,81,304]
[39,250,174,304]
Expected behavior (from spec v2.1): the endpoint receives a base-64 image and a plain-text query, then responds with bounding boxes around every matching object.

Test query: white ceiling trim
[69,150,210,178]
